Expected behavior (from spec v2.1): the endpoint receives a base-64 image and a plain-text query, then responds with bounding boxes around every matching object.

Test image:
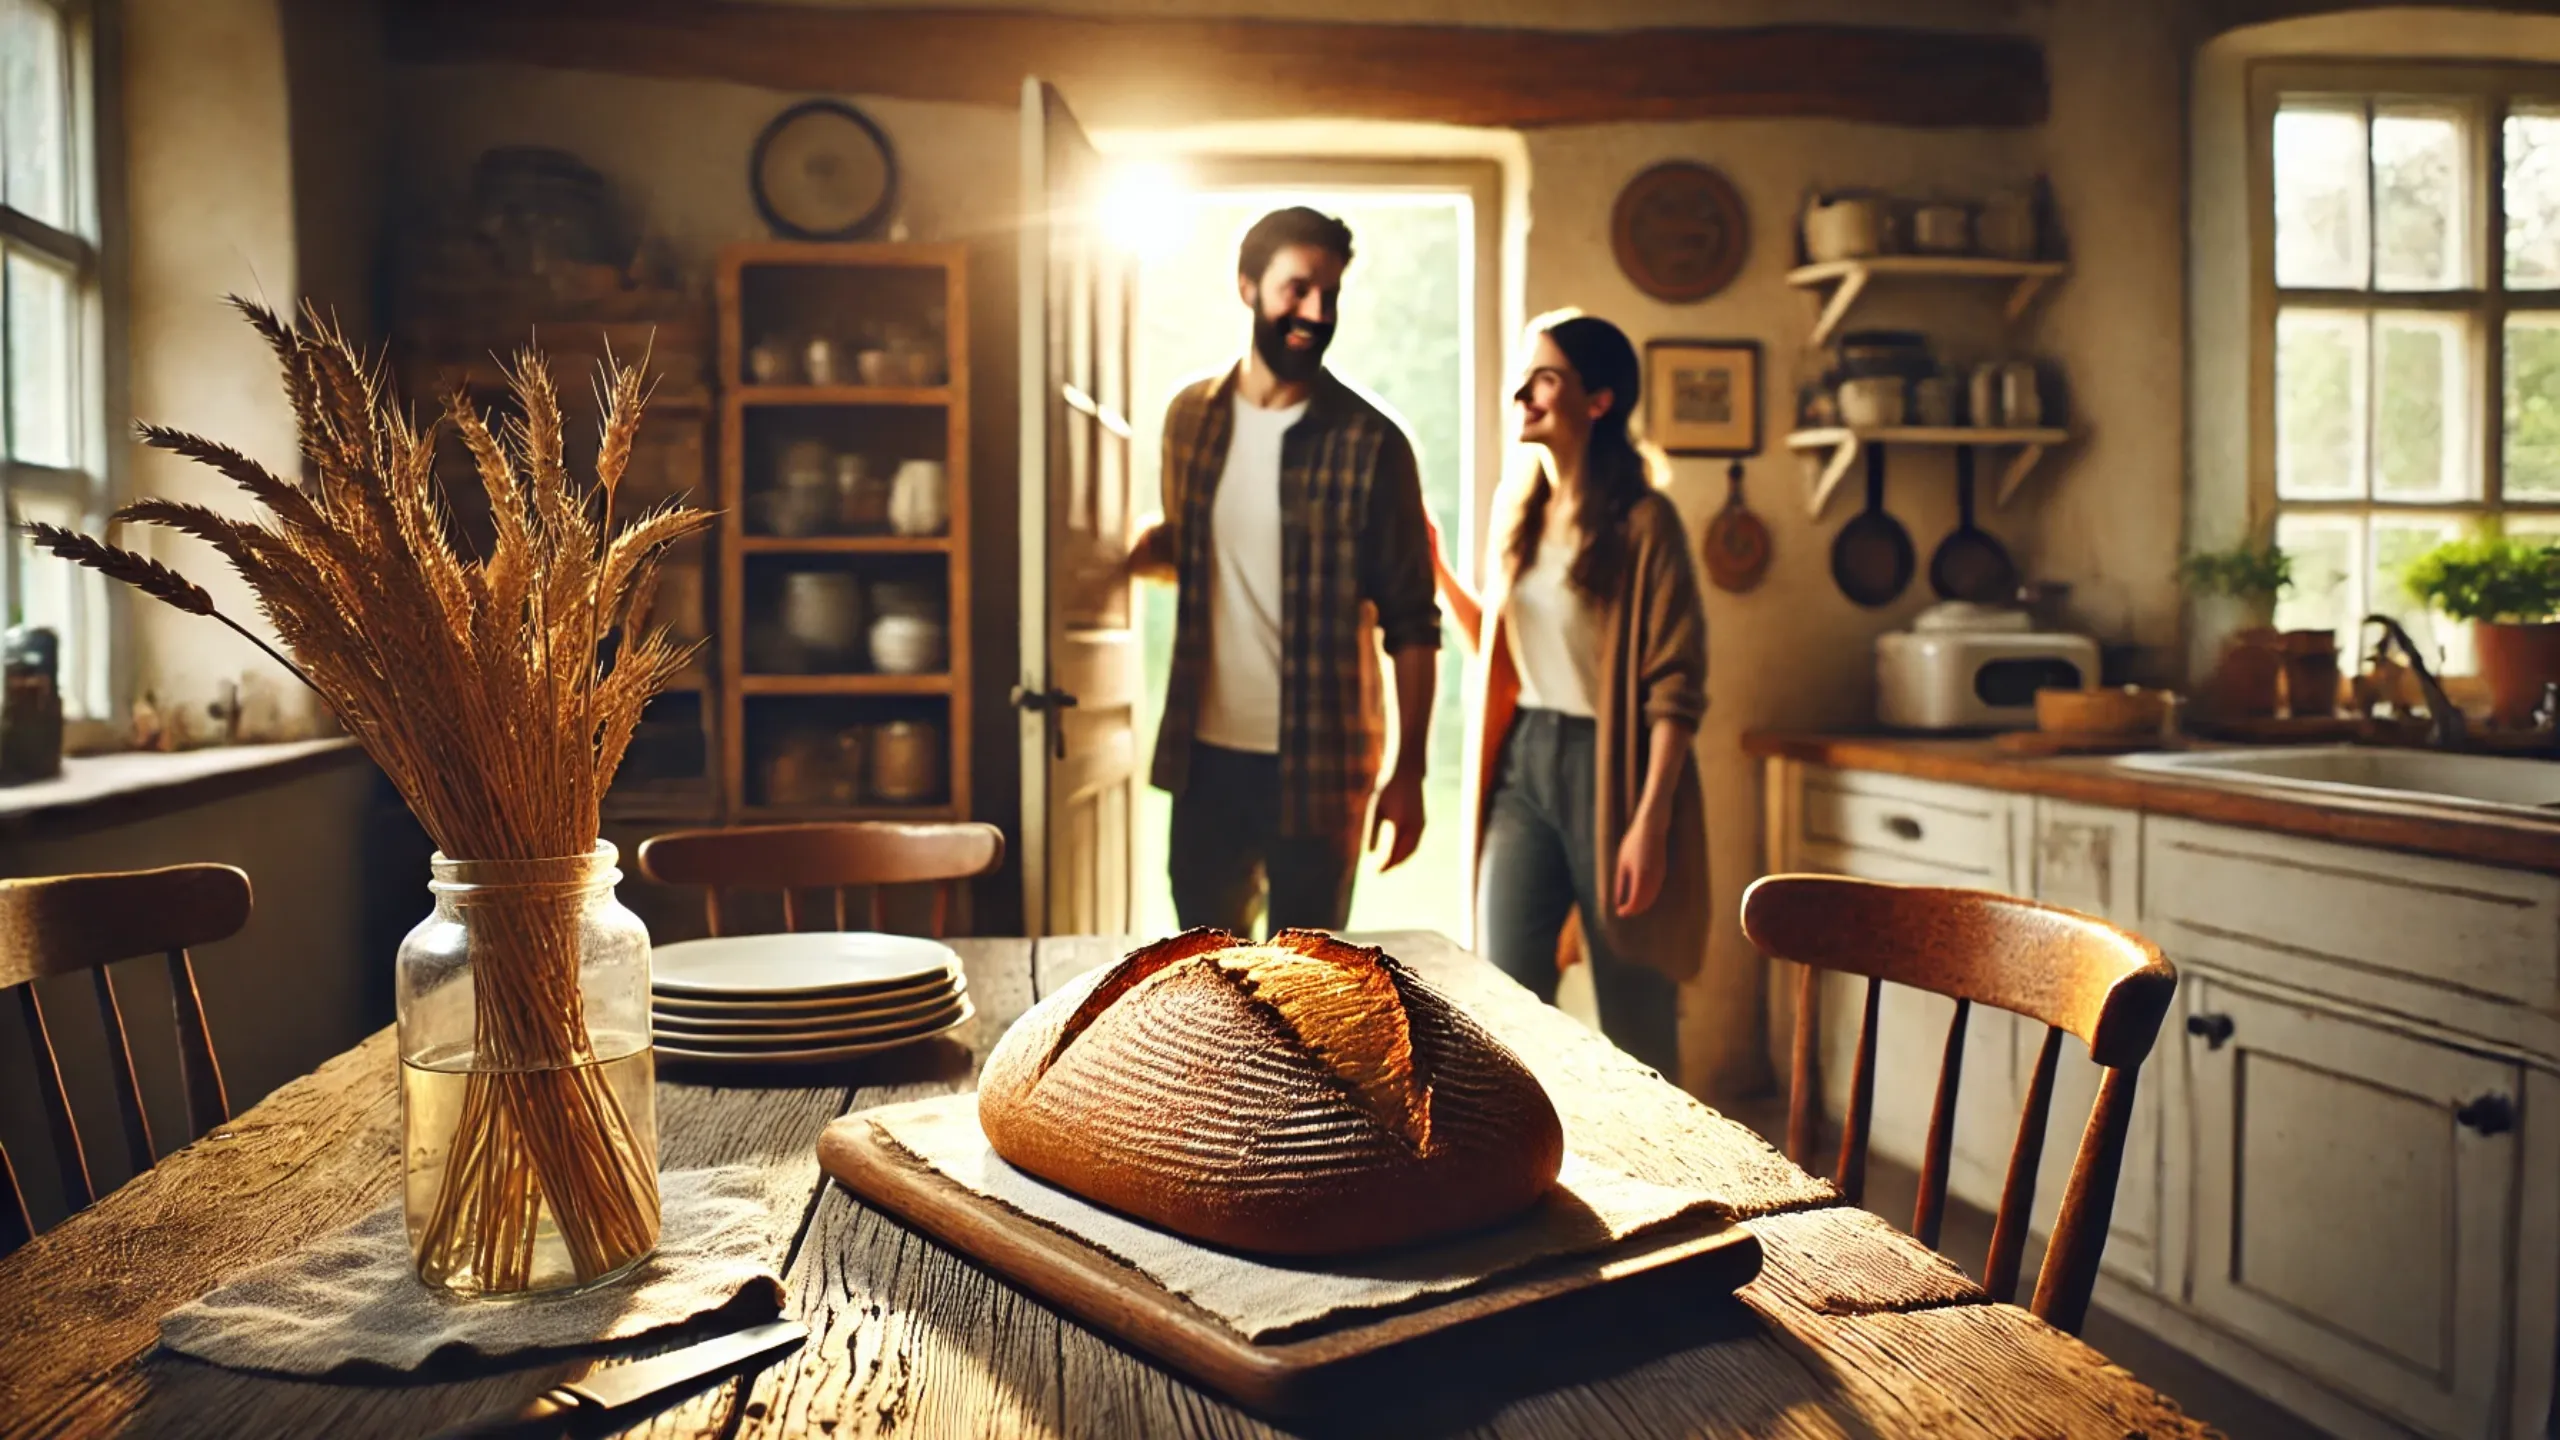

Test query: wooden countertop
[1744,731,2560,873]
[0,738,364,838]
[0,931,2209,1439]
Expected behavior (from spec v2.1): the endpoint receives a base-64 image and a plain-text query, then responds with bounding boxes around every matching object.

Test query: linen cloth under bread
[156,1165,790,1375]
[860,1092,1734,1342]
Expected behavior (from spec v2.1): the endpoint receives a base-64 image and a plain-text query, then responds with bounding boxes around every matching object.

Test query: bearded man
[1129,206,1441,934]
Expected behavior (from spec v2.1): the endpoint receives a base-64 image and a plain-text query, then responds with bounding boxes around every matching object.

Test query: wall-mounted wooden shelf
[1787,257,2067,346]
[1787,426,2071,519]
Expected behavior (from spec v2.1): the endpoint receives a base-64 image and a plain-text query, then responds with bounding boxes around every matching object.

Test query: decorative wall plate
[751,99,899,240]
[1611,162,1749,303]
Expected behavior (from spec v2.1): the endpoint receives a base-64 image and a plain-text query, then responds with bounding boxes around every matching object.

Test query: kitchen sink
[2114,745,2560,815]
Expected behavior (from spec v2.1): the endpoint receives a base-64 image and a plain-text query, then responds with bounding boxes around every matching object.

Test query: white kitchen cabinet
[2022,799,2164,1294]
[1785,766,2022,1211]
[2182,976,2528,1440]
[1761,754,2560,1439]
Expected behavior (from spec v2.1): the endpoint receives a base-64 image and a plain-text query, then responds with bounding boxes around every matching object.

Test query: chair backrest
[636,822,1005,938]
[0,863,253,1257]
[1741,873,2176,1336]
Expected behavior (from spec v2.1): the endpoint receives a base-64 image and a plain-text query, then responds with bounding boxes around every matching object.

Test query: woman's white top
[1503,524,1602,718]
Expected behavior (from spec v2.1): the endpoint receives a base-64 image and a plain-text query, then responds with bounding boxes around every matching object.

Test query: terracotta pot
[2474,620,2560,728]
[2278,629,2339,719]
[2209,627,2282,719]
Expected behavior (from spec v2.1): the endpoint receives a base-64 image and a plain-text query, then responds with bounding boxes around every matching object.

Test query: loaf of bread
[977,928,1564,1256]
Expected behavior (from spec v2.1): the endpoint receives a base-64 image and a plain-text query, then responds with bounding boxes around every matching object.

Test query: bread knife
[420,1319,806,1439]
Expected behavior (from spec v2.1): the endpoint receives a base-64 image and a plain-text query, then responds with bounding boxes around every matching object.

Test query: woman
[1433,311,1709,1079]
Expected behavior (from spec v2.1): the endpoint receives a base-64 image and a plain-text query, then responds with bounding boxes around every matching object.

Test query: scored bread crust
[978,928,1565,1256]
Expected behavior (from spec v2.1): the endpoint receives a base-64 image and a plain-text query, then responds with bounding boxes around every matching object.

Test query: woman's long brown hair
[1505,311,1656,599]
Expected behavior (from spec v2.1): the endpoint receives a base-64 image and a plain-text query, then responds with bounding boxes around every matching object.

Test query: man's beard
[1252,308,1334,384]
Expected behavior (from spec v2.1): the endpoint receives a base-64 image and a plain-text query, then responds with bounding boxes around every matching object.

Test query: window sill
[0,738,366,838]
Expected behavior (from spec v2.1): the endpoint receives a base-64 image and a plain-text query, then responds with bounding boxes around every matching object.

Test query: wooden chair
[1741,873,2176,1336]
[636,822,1005,938]
[0,864,254,1257]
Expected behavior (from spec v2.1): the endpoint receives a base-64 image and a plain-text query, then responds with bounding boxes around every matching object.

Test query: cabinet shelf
[1786,426,2071,520]
[740,535,953,555]
[740,673,953,696]
[738,802,960,822]
[717,242,973,827]
[732,384,951,408]
[1787,257,2067,346]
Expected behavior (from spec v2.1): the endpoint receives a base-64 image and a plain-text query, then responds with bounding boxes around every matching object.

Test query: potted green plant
[2401,532,2560,728]
[2179,541,2293,718]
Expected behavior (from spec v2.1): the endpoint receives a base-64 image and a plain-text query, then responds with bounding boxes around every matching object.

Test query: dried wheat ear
[1039,928,1433,1153]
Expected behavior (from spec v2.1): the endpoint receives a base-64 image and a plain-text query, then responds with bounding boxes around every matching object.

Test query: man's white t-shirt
[1194,393,1309,753]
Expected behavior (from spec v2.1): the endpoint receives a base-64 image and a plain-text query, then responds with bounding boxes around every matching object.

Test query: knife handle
[423,1389,585,1440]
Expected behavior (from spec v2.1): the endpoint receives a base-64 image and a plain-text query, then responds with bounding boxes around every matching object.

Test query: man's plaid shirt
[1148,363,1441,838]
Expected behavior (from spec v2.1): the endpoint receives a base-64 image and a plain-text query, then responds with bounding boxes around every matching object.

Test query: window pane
[1,0,69,232]
[2275,512,2362,659]
[2372,515,2470,674]
[2506,109,2560,289]
[2278,308,2367,498]
[2373,107,2467,290]
[10,487,94,718]
[2374,312,2469,500]
[2277,105,2370,289]
[2505,315,2560,498]
[4,248,74,467]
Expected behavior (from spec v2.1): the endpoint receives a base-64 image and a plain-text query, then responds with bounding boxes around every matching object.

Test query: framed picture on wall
[1644,339,1762,457]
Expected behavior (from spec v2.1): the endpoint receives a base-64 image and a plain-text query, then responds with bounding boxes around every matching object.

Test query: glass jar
[396,843,659,1297]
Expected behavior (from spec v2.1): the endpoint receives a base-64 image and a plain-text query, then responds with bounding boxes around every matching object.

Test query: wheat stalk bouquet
[29,300,710,1290]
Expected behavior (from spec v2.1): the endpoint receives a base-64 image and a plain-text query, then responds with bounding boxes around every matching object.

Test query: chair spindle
[1835,976,1882,1206]
[1985,1023,2066,1304]
[1913,997,1970,1249]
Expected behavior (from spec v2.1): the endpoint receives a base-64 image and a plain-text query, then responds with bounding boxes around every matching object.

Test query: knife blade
[423,1320,807,1440]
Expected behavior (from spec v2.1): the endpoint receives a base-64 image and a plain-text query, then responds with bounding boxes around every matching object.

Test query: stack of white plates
[650,932,973,1064]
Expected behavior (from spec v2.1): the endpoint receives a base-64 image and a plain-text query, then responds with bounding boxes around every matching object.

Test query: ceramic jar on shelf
[778,571,863,671]
[867,576,946,675]
[869,719,942,804]
[889,459,949,537]
[832,454,891,534]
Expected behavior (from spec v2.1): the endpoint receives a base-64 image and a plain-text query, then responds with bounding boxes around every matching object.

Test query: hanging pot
[1927,447,2019,604]
[1830,446,1914,609]
[1702,461,1772,594]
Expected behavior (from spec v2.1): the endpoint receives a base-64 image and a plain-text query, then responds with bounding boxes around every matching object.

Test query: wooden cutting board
[816,1114,1764,1418]
[1992,730,2191,757]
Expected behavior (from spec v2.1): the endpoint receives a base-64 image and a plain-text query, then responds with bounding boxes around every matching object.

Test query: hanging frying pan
[1703,460,1772,593]
[1928,446,2020,604]
[1830,444,1914,608]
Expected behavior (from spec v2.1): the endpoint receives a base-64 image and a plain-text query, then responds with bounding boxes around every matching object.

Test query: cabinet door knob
[1883,814,1924,841]
[2456,1093,2516,1137]
[2186,1013,2235,1049]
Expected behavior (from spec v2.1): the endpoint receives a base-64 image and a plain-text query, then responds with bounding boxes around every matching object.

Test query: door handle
[2185,1013,2235,1049]
[2456,1093,2516,1137]
[1011,686,1079,759]
[1882,814,1924,842]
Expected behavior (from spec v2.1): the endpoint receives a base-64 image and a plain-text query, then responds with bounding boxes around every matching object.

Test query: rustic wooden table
[0,932,2215,1439]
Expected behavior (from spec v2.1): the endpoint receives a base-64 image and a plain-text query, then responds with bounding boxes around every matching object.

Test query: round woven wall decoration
[1610,162,1749,304]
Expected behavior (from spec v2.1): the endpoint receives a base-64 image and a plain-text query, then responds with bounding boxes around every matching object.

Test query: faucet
[2361,614,2467,749]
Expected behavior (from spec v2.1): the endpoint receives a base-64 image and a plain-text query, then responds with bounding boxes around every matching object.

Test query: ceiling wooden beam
[388,1,2048,130]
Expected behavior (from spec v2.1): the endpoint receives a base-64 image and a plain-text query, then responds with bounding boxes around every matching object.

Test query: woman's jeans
[1477,708,1682,1079]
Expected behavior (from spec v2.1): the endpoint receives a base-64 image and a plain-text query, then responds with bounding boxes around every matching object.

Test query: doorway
[1123,165,1496,941]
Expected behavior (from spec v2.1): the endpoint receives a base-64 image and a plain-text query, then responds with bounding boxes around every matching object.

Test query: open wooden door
[1015,78,1139,936]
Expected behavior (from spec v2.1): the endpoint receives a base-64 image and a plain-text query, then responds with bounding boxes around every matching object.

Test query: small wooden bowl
[2036,685,2177,736]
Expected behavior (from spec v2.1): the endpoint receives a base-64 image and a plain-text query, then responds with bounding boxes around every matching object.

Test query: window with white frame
[2,0,106,719]
[2266,70,2560,675]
